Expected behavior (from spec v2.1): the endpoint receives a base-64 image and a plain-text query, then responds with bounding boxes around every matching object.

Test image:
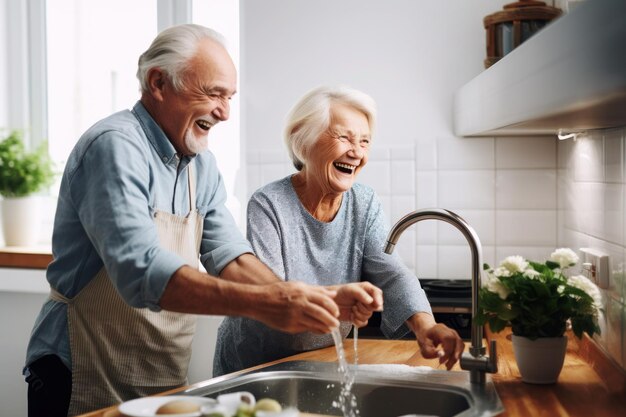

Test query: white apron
[50,162,202,416]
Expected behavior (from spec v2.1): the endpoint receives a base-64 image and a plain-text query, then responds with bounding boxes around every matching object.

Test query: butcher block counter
[81,328,626,417]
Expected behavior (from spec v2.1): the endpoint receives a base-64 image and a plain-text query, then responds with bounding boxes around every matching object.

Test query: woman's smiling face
[305,102,371,195]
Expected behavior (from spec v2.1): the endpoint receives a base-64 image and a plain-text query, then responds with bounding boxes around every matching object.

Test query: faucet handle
[460,340,498,374]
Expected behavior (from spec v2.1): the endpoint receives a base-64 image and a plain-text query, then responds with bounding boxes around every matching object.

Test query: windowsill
[0,246,53,269]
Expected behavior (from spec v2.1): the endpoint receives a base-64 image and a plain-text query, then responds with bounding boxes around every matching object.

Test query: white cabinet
[454,0,626,137]
[0,268,48,417]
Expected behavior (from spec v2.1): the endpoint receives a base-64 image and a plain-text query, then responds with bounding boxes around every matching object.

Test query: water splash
[331,325,359,417]
[353,326,358,366]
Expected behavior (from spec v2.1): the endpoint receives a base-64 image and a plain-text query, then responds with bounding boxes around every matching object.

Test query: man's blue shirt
[25,101,252,371]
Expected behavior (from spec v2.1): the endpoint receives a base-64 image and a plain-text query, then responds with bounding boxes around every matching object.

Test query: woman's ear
[146,68,167,102]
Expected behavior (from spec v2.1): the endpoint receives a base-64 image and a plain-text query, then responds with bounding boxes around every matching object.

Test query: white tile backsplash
[416,171,438,208]
[604,183,624,245]
[393,230,416,272]
[413,219,437,246]
[391,160,416,196]
[438,170,495,209]
[495,136,556,169]
[437,209,495,247]
[558,126,626,370]
[390,195,417,226]
[438,245,473,279]
[574,133,604,182]
[390,145,415,161]
[416,139,438,171]
[416,245,437,279]
[367,145,390,161]
[358,160,391,195]
[494,246,555,266]
[496,169,557,210]
[604,128,623,183]
[437,136,495,170]
[496,210,557,247]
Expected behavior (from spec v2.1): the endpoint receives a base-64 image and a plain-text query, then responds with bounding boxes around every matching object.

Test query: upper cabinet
[453,0,626,137]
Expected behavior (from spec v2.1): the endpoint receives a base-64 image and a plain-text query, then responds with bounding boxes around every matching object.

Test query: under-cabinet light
[557,129,586,141]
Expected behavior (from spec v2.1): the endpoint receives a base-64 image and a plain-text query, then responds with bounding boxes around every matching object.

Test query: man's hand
[160,266,340,334]
[330,282,383,327]
[408,312,465,370]
[253,281,341,334]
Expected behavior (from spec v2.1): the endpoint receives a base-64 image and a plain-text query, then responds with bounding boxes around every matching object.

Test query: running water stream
[331,325,359,417]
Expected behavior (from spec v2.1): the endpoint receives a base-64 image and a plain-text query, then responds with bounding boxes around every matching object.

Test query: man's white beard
[184,128,209,154]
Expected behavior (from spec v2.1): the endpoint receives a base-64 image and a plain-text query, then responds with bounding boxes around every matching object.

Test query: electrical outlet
[579,247,609,289]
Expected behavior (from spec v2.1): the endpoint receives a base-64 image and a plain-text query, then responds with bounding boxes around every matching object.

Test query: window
[1,1,243,246]
[3,0,243,236]
[46,0,157,162]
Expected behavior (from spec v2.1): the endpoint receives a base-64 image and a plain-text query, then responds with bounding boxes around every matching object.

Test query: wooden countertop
[80,329,626,417]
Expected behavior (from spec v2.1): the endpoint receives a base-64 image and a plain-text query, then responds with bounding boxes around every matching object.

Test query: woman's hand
[407,312,465,370]
[330,282,383,327]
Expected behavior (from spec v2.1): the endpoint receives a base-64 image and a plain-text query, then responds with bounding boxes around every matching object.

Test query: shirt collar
[132,101,185,166]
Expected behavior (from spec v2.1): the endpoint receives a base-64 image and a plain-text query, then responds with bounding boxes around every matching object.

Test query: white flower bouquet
[477,248,602,340]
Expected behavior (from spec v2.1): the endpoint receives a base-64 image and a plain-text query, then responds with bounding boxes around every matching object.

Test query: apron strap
[187,161,196,211]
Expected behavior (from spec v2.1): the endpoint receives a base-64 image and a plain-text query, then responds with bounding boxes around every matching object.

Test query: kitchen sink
[181,361,503,417]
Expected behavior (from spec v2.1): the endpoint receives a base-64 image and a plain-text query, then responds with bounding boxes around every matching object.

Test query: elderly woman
[213,85,464,376]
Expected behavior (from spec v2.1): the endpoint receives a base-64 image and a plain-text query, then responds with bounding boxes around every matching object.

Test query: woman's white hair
[284,85,377,171]
[137,24,226,93]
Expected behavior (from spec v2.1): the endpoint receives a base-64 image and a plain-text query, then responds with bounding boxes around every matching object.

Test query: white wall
[240,0,500,152]
[240,0,560,276]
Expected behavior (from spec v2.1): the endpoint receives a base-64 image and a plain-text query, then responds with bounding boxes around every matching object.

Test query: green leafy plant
[0,130,55,198]
[477,248,602,340]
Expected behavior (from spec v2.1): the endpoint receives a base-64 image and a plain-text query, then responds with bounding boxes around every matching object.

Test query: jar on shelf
[483,0,562,68]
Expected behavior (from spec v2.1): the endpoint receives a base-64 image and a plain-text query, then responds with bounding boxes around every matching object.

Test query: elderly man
[23,24,382,417]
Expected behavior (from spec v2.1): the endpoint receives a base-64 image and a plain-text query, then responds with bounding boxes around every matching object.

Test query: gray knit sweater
[213,176,431,376]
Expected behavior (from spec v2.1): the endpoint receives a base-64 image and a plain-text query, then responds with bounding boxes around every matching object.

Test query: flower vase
[511,334,568,384]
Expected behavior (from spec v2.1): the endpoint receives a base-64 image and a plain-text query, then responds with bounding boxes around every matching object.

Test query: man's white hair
[137,24,226,93]
[284,85,377,171]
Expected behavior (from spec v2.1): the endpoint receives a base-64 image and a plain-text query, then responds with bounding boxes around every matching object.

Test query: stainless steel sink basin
[182,361,503,417]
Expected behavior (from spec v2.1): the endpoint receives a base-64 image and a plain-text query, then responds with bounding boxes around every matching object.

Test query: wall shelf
[453,0,626,137]
[0,247,52,269]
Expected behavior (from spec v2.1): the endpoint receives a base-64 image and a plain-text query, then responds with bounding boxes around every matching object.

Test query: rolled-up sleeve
[198,157,252,276]
[69,132,185,310]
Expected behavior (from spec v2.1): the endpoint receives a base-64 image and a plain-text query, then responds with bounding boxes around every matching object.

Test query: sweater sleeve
[361,193,432,339]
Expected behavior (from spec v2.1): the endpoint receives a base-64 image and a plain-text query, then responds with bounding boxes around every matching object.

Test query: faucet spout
[384,208,497,384]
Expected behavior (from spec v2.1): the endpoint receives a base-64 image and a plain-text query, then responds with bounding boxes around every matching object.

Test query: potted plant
[477,248,602,384]
[0,130,56,246]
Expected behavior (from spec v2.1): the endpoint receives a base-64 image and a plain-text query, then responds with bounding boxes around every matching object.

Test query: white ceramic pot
[1,196,43,246]
[511,334,568,384]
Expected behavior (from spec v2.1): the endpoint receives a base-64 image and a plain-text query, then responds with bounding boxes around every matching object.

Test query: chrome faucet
[384,208,498,384]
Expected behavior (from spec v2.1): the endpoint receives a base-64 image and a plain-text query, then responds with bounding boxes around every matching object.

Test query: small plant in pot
[477,248,602,384]
[0,130,56,246]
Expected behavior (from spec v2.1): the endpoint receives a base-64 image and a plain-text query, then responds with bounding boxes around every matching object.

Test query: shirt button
[162,156,168,162]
